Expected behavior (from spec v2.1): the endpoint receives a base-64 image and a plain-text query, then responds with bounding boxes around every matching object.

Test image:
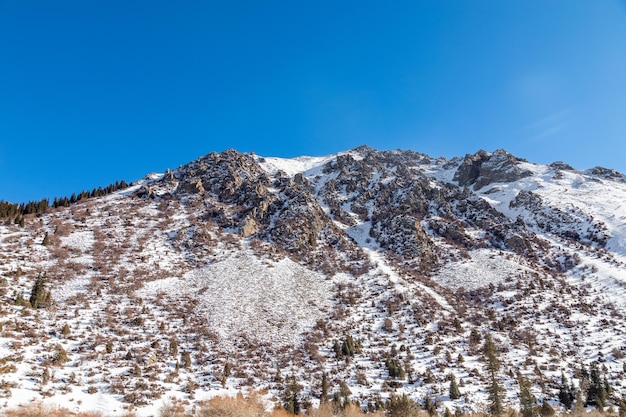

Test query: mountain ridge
[0,146,625,416]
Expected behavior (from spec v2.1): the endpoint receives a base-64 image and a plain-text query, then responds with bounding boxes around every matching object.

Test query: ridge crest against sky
[1,1,626,202]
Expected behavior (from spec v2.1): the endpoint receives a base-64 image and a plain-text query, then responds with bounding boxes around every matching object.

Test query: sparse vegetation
[0,148,625,415]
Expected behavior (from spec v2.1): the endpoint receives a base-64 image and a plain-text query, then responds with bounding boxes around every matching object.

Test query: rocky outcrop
[587,166,625,182]
[176,179,205,195]
[454,150,533,190]
[166,149,363,270]
[510,190,609,247]
[549,161,574,171]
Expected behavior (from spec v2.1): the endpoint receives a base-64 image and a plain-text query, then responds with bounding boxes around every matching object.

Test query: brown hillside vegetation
[0,396,622,417]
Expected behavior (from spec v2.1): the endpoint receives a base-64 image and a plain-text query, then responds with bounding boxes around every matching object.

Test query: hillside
[0,146,625,416]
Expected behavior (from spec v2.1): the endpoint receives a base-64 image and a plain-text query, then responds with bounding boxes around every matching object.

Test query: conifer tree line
[0,179,130,220]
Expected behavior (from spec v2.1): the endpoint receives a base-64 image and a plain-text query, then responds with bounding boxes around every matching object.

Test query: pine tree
[320,372,330,403]
[449,373,461,400]
[274,367,283,383]
[169,338,178,356]
[29,273,51,309]
[469,328,482,346]
[558,372,575,409]
[586,361,608,409]
[386,357,405,379]
[517,371,536,417]
[333,340,342,360]
[221,362,231,387]
[386,393,418,417]
[342,335,355,357]
[335,380,352,409]
[424,396,438,417]
[483,333,504,417]
[14,291,24,306]
[222,362,231,379]
[180,351,191,369]
[282,375,302,415]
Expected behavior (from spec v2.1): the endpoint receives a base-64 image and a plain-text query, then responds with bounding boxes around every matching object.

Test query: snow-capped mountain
[1,146,625,416]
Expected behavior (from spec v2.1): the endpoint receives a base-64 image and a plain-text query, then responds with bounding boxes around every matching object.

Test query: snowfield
[139,253,332,348]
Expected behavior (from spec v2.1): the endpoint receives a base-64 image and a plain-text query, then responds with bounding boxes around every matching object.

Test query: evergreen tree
[41,367,50,385]
[558,372,575,409]
[320,372,330,403]
[483,333,504,417]
[469,328,482,346]
[222,362,231,381]
[169,338,178,356]
[386,357,405,379]
[424,396,438,417]
[334,380,352,409]
[386,393,418,417]
[274,367,283,383]
[14,291,24,306]
[342,335,355,357]
[29,273,51,309]
[586,361,608,409]
[180,351,191,369]
[449,373,461,400]
[405,359,414,383]
[282,375,302,415]
[517,371,536,417]
[333,340,342,360]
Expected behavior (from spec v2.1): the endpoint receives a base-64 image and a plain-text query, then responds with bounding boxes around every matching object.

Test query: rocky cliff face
[454,149,533,190]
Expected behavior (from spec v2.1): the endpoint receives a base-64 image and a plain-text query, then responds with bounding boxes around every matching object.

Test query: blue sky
[1,1,626,203]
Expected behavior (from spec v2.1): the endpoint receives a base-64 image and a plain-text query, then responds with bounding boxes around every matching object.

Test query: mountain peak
[1,146,625,415]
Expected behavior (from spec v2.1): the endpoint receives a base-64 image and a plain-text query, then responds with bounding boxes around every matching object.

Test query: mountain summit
[1,147,625,415]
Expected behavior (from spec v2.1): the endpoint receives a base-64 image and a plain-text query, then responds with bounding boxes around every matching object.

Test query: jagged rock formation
[454,149,533,190]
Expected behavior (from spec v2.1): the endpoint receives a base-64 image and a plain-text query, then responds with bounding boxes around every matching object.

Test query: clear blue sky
[2,1,626,203]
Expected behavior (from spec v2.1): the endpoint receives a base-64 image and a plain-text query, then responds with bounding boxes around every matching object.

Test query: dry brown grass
[1,400,621,417]
[196,394,265,417]
[1,401,124,417]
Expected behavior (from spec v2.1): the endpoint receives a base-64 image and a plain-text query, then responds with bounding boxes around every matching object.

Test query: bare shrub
[197,393,265,417]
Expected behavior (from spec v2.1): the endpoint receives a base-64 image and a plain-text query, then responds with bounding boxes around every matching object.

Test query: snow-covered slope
[1,146,625,416]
